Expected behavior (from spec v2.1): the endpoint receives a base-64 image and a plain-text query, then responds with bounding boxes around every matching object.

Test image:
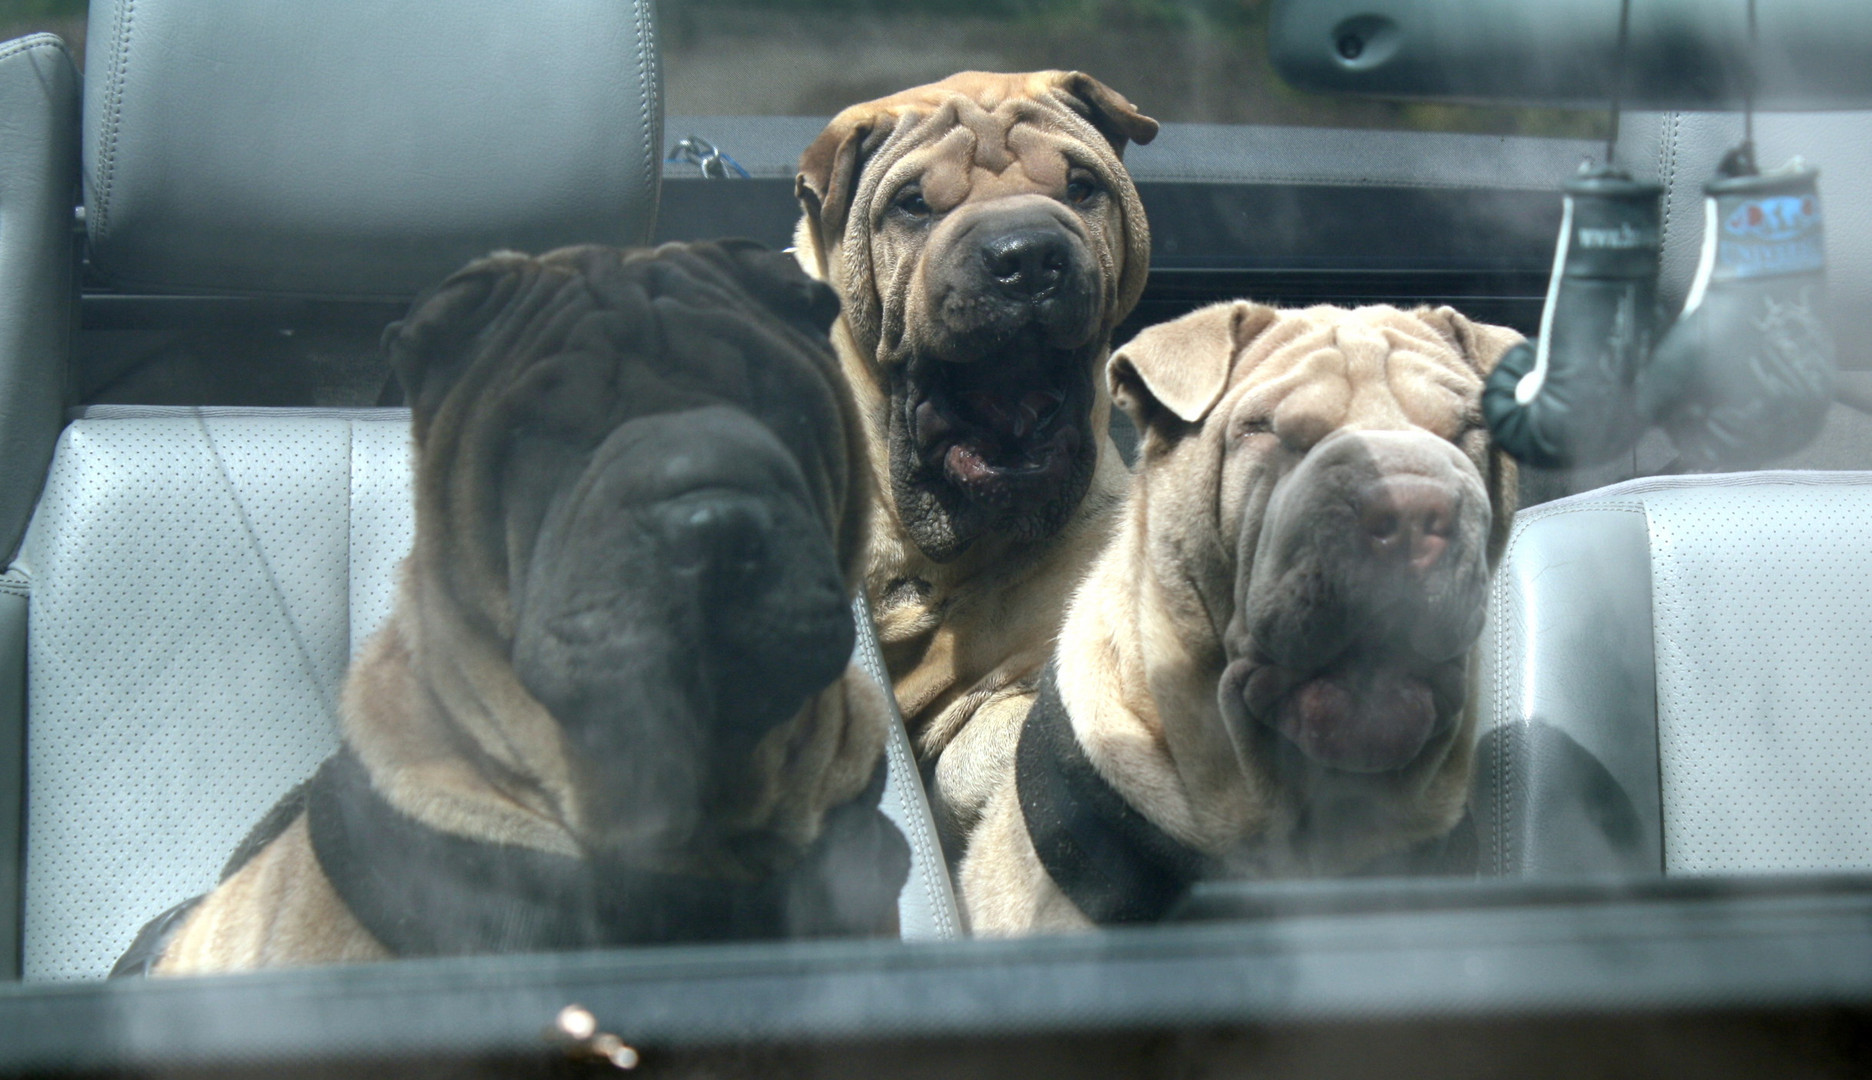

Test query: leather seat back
[1480,471,1872,877]
[80,0,664,299]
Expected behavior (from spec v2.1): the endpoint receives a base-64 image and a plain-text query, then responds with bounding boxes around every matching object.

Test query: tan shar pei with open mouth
[115,241,908,974]
[793,71,1158,870]
[960,301,1521,933]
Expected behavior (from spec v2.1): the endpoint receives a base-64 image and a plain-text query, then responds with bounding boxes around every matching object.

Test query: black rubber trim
[18,878,1872,1074]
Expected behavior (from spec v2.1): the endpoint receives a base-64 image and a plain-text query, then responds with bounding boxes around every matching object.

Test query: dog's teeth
[1017,390,1064,435]
[961,391,1007,426]
[915,399,953,449]
[962,390,1048,440]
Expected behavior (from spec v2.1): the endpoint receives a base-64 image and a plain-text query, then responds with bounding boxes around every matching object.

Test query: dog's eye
[1065,174,1101,206]
[1234,418,1273,439]
[892,188,931,219]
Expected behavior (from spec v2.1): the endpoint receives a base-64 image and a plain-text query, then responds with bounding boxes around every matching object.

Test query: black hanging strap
[1605,0,1634,166]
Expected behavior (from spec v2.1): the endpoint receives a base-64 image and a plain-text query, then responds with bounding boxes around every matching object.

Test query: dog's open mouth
[910,358,1084,508]
[1227,651,1465,774]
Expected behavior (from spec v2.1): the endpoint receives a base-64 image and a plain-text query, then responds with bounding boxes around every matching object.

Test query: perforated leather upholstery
[9,409,958,981]
[1481,471,1872,877]
[81,0,663,298]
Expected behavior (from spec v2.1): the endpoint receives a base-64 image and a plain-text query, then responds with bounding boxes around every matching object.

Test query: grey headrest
[81,0,662,299]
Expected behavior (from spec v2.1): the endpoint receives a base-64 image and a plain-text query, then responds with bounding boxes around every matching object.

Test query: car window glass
[2,0,1869,1040]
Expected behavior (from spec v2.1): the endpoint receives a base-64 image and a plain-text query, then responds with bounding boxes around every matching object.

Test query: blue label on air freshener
[1717,194,1824,279]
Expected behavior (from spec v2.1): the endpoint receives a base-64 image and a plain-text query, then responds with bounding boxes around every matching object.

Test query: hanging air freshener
[1637,152,1837,471]
[1484,0,1662,469]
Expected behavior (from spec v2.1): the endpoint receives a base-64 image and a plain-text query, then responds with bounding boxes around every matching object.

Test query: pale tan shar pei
[961,302,1522,934]
[793,71,1158,869]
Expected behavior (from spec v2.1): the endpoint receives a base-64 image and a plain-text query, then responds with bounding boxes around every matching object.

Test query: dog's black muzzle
[512,406,851,855]
[930,207,1100,357]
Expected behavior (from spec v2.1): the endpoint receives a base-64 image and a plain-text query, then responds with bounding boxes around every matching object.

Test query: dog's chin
[888,345,1097,561]
[571,786,801,879]
[1222,652,1466,775]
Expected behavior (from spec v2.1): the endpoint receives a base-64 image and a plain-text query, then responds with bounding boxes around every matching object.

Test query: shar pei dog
[794,71,1158,861]
[116,241,908,975]
[961,302,1522,933]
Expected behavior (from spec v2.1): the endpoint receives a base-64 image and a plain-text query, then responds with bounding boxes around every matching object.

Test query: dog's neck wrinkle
[345,595,582,859]
[1061,500,1265,854]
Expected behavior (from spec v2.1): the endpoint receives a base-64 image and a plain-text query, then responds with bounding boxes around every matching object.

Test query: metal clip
[666,136,751,179]
[549,1004,641,1071]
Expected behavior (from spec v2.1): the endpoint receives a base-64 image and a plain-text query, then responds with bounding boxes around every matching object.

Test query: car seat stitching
[633,0,660,222]
[871,620,960,940]
[343,421,354,668]
[1641,502,1667,875]
[92,0,137,244]
[192,409,342,731]
[1490,553,1506,875]
[0,33,73,65]
[1657,112,1680,276]
[1494,502,1650,874]
[854,596,960,940]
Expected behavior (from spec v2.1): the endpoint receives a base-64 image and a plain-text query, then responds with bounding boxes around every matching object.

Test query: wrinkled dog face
[389,242,865,868]
[1226,427,1489,776]
[797,72,1157,561]
[1110,302,1518,845]
[506,408,854,862]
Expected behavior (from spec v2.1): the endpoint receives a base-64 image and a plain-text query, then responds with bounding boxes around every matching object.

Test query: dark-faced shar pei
[793,71,1158,863]
[961,302,1521,933]
[117,241,909,974]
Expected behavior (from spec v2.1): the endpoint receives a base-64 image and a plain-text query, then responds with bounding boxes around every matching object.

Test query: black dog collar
[1016,665,1490,926]
[114,746,908,973]
[305,747,909,955]
[1016,664,1213,924]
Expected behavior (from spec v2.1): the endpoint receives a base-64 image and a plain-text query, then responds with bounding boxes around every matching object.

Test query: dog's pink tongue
[946,442,998,487]
[1274,667,1437,773]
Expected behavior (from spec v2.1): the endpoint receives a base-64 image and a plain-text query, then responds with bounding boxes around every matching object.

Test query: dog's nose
[661,496,772,589]
[981,229,1071,300]
[1357,476,1456,573]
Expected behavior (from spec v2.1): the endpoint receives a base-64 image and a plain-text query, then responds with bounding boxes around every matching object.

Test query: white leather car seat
[1481,471,1872,876]
[1478,110,1872,878]
[0,0,957,983]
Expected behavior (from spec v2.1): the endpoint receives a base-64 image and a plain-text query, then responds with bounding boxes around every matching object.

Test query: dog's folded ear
[798,114,899,251]
[706,238,844,336]
[384,252,541,427]
[1411,305,1522,563]
[1412,305,1525,376]
[1051,71,1160,155]
[1110,300,1277,429]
